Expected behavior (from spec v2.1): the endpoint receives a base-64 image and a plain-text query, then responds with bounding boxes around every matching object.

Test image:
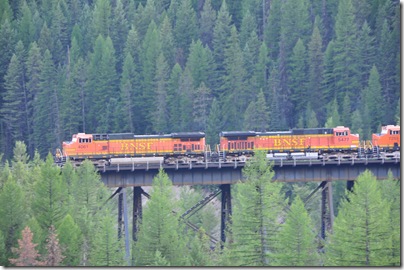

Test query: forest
[0,0,401,266]
[0,0,400,160]
[0,144,400,266]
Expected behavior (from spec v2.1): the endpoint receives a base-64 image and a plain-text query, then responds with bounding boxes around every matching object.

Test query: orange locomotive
[60,132,206,165]
[219,126,360,161]
[372,125,400,152]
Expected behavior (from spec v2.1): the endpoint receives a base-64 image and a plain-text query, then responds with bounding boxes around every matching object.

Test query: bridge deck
[98,156,400,187]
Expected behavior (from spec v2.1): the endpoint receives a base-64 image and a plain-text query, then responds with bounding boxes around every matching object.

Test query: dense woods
[0,0,400,266]
[0,0,400,159]
[0,144,400,266]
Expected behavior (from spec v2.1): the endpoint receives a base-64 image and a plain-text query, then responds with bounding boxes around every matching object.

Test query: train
[55,125,400,166]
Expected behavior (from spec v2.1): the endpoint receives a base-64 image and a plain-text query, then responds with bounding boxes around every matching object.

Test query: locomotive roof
[92,132,205,140]
[221,128,335,137]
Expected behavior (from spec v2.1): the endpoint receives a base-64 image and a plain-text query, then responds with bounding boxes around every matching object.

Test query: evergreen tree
[173,0,197,66]
[0,176,26,264]
[357,21,375,90]
[9,226,43,266]
[211,0,232,98]
[178,67,194,131]
[89,208,124,266]
[25,42,42,154]
[159,15,175,68]
[135,169,187,266]
[341,92,351,127]
[273,196,320,266]
[222,25,246,130]
[57,214,83,266]
[307,21,324,122]
[43,225,64,266]
[199,0,216,48]
[140,21,160,133]
[33,49,60,157]
[110,0,128,72]
[361,65,383,132]
[17,0,35,48]
[305,104,319,128]
[152,53,170,133]
[186,39,213,90]
[167,63,183,130]
[206,98,222,146]
[193,82,212,131]
[32,154,67,231]
[333,0,360,106]
[325,99,340,128]
[379,175,400,265]
[325,170,393,266]
[92,0,111,39]
[0,230,6,265]
[289,38,308,125]
[243,90,269,131]
[264,0,281,60]
[1,52,26,157]
[321,40,337,116]
[228,151,286,266]
[86,35,118,133]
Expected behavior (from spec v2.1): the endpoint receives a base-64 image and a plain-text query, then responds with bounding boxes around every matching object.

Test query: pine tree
[134,169,187,266]
[32,154,67,231]
[9,226,43,266]
[110,0,128,72]
[186,39,213,90]
[43,225,64,266]
[193,82,212,131]
[325,99,341,128]
[325,170,393,266]
[152,53,170,133]
[243,90,269,131]
[222,25,246,130]
[0,229,6,265]
[159,15,175,67]
[92,0,111,39]
[289,38,308,125]
[33,49,60,157]
[307,21,324,122]
[362,65,383,132]
[264,0,281,60]
[333,0,360,106]
[173,0,197,66]
[199,0,216,48]
[86,35,118,133]
[140,21,160,133]
[211,0,232,98]
[167,63,183,130]
[58,215,82,266]
[89,208,124,266]
[17,0,35,48]
[206,98,222,146]
[228,151,286,266]
[0,176,26,264]
[273,196,320,266]
[379,173,400,265]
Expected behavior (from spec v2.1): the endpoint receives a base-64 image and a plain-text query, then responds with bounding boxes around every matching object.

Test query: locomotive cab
[332,126,360,150]
[372,125,400,152]
[62,133,95,158]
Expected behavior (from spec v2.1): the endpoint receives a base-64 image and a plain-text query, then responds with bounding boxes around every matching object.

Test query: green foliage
[89,208,124,266]
[0,175,26,264]
[32,154,67,231]
[227,151,286,266]
[325,170,394,266]
[57,214,83,266]
[134,169,187,266]
[273,196,320,266]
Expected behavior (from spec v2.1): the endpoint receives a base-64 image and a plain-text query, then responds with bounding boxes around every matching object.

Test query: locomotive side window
[79,138,92,143]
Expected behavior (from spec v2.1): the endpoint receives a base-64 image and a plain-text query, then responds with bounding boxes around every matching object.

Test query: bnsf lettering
[273,138,305,147]
[121,142,153,151]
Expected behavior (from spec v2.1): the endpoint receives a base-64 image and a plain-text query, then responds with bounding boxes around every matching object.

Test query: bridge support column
[118,192,123,239]
[133,186,143,242]
[346,180,355,192]
[220,184,232,248]
[320,181,334,239]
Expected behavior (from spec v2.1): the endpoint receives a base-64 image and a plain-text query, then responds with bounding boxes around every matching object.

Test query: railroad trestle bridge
[98,155,400,259]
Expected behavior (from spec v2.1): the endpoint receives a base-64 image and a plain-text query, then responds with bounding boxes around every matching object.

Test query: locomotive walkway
[99,155,400,187]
